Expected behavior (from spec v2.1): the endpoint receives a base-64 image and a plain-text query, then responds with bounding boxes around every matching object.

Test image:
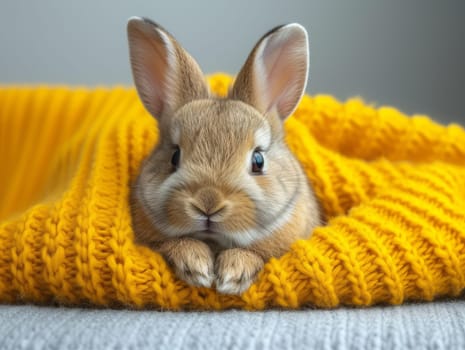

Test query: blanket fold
[1,74,464,309]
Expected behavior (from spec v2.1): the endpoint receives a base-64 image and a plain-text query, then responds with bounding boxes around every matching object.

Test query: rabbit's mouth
[192,215,225,234]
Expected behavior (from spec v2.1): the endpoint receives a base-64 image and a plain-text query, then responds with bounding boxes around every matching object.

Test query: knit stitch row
[0,74,464,309]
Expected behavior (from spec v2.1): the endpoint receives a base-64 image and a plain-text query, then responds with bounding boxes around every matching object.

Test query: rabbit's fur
[128,17,321,294]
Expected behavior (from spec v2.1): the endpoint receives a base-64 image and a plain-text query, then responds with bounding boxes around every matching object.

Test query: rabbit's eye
[251,150,264,173]
[171,146,181,169]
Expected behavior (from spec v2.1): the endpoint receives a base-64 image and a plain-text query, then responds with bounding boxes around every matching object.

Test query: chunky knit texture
[1,74,465,310]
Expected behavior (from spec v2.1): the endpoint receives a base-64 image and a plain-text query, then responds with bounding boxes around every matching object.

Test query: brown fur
[127,17,320,295]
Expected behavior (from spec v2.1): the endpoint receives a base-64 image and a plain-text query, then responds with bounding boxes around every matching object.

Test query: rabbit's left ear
[230,24,309,120]
[127,17,209,121]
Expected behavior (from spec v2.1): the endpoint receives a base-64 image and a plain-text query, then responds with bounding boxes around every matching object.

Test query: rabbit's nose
[190,187,227,219]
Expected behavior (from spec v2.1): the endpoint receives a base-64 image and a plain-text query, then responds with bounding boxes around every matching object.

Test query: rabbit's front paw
[161,238,215,288]
[215,248,264,295]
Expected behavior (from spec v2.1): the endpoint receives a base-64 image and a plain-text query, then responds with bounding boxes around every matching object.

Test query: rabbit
[127,17,321,295]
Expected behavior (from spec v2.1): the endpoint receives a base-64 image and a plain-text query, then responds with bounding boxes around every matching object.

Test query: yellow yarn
[1,73,465,309]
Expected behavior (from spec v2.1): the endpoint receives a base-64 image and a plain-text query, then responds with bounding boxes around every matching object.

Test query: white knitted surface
[0,301,464,349]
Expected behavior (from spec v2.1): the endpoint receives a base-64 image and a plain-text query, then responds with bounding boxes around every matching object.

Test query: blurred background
[1,0,464,125]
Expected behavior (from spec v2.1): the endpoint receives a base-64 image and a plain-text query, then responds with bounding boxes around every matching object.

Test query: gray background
[1,0,464,125]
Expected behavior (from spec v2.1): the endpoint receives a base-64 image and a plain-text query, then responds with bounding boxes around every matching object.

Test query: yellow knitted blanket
[1,74,465,310]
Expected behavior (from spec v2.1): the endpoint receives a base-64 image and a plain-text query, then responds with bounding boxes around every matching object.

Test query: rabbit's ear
[127,17,209,120]
[230,24,309,120]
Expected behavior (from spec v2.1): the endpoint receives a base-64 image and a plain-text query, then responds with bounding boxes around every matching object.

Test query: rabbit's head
[128,17,319,249]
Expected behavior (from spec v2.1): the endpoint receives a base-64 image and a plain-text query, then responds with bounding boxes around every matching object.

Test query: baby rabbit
[128,17,321,295]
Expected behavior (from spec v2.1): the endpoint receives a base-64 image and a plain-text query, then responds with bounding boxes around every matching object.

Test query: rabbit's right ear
[230,24,309,121]
[127,17,209,120]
